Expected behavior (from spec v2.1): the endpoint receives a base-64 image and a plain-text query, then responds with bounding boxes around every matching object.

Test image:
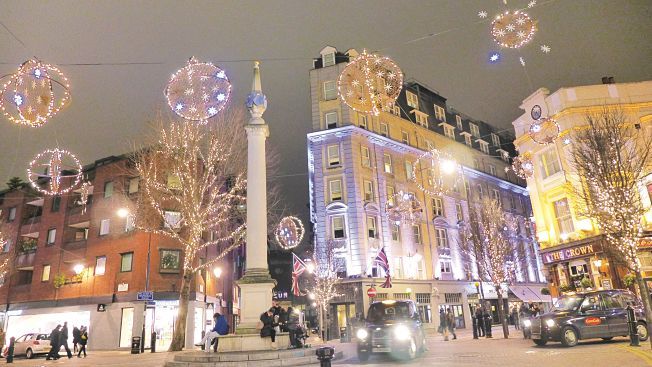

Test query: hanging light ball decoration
[510,152,535,179]
[274,216,305,250]
[337,50,403,116]
[529,117,560,145]
[491,10,537,49]
[0,58,71,127]
[386,191,423,225]
[26,148,82,195]
[165,57,232,123]
[411,149,463,197]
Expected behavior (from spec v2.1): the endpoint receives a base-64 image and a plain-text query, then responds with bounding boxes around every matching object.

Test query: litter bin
[131,336,142,354]
[316,346,335,367]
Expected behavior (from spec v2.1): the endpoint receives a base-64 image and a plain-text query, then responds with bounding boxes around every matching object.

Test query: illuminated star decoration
[274,216,305,250]
[540,44,551,53]
[0,58,71,127]
[165,57,231,123]
[27,148,83,195]
[478,11,488,18]
[490,10,537,49]
[528,0,537,8]
[386,191,423,225]
[337,50,404,116]
[519,57,526,66]
[411,148,462,197]
[529,117,560,145]
[510,153,535,179]
[489,52,501,63]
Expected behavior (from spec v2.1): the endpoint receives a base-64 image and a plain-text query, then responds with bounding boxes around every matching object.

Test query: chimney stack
[601,76,615,84]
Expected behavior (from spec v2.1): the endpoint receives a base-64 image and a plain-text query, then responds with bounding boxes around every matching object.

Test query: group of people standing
[46,322,88,360]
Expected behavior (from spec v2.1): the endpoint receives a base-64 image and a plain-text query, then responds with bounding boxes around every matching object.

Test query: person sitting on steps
[260,308,278,350]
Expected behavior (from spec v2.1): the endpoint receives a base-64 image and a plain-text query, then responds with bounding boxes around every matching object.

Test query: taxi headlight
[394,325,411,340]
[356,328,369,340]
[523,319,532,328]
[545,319,556,328]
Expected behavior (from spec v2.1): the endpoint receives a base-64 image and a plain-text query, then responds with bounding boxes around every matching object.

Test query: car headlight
[523,319,532,327]
[394,325,411,340]
[545,319,556,328]
[356,328,369,340]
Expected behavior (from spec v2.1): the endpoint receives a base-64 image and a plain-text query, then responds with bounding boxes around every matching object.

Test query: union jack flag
[374,247,392,288]
[291,253,307,296]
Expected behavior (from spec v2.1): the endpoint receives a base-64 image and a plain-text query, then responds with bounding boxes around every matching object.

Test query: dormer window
[491,133,500,147]
[434,105,446,122]
[455,115,463,130]
[323,52,336,67]
[406,91,419,109]
[479,140,490,154]
[470,123,480,138]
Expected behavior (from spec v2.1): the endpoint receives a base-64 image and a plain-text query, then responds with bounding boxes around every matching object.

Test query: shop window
[418,304,432,323]
[160,249,181,273]
[119,308,135,348]
[120,252,133,272]
[95,256,106,276]
[104,181,113,198]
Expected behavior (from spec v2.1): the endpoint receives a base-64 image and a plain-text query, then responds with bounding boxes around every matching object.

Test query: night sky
[1,0,651,242]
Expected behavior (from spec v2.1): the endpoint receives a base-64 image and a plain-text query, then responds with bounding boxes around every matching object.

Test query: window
[104,181,113,198]
[380,122,389,137]
[434,105,446,121]
[332,215,345,239]
[95,256,106,275]
[42,265,50,282]
[425,140,434,151]
[491,189,500,202]
[432,197,444,217]
[120,252,133,272]
[360,146,371,168]
[488,164,496,176]
[47,228,56,245]
[329,179,342,201]
[405,160,415,180]
[509,195,517,210]
[128,177,140,194]
[464,180,471,196]
[491,133,500,147]
[358,114,368,129]
[363,180,374,201]
[479,141,489,154]
[164,210,182,229]
[440,260,452,273]
[412,225,421,244]
[553,198,574,235]
[540,149,562,178]
[323,52,335,67]
[435,228,449,248]
[167,174,181,190]
[392,105,400,116]
[323,80,336,100]
[391,224,400,241]
[2,239,11,253]
[367,216,377,238]
[327,145,341,167]
[406,91,419,109]
[415,112,428,127]
[119,308,135,348]
[325,112,338,129]
[16,270,33,286]
[99,219,110,235]
[51,196,61,212]
[470,123,480,137]
[401,130,409,145]
[125,215,135,232]
[160,249,181,272]
[383,153,393,173]
[386,186,396,206]
[8,207,16,222]
[464,134,472,146]
[456,115,463,130]
[477,185,484,199]
[473,159,480,170]
[443,125,455,139]
[456,202,464,222]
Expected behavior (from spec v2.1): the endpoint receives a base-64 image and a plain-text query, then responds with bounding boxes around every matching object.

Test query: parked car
[2,333,50,359]
[355,300,426,361]
[528,289,648,347]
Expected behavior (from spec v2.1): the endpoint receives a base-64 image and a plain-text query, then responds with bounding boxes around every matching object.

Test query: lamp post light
[73,264,85,275]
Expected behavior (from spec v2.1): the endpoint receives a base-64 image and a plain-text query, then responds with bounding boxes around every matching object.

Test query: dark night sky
[1,0,651,238]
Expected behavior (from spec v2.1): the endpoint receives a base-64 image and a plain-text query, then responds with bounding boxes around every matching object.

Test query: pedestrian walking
[483,303,493,338]
[446,308,457,340]
[438,308,449,341]
[72,326,81,354]
[511,306,520,330]
[60,322,73,358]
[46,325,61,360]
[77,326,88,358]
[475,305,485,337]
[287,307,301,348]
[5,337,14,364]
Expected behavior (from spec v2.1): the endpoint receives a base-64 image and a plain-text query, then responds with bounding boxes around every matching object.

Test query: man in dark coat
[46,325,61,360]
[260,308,278,349]
[475,305,485,337]
[60,322,73,358]
[72,326,81,354]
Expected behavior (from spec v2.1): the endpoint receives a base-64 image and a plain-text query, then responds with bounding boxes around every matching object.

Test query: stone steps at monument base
[165,348,343,367]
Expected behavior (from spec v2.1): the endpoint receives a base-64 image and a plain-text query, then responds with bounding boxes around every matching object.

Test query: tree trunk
[319,305,324,341]
[634,272,652,349]
[168,272,192,351]
[497,289,509,339]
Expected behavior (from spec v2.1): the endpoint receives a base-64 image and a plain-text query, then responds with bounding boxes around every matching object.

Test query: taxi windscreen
[367,302,410,322]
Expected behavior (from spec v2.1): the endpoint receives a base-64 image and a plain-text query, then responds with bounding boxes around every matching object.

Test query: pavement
[2,326,652,366]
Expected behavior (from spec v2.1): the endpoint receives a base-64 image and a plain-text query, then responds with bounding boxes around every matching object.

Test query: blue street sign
[137,291,154,301]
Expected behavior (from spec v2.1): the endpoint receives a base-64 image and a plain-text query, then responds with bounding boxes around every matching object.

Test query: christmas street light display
[165,57,232,123]
[491,10,537,49]
[27,148,82,195]
[76,181,93,214]
[529,117,560,145]
[411,148,462,197]
[386,190,423,225]
[509,152,534,179]
[0,58,71,127]
[274,216,305,250]
[337,50,403,116]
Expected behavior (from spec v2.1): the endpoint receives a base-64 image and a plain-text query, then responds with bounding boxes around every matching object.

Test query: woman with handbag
[259,308,278,350]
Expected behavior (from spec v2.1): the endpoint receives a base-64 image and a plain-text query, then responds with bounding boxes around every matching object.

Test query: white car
[3,333,51,359]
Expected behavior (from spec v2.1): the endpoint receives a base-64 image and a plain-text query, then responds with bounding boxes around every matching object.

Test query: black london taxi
[528,289,649,347]
[355,300,426,361]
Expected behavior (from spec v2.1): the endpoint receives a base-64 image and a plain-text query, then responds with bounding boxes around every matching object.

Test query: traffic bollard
[627,304,640,347]
[316,346,335,367]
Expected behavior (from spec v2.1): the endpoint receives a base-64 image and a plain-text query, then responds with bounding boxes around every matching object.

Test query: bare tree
[570,107,652,347]
[460,197,519,338]
[134,108,248,351]
[0,222,15,285]
[309,239,341,341]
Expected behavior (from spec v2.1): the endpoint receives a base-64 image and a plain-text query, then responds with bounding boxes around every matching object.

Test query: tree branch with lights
[309,239,342,341]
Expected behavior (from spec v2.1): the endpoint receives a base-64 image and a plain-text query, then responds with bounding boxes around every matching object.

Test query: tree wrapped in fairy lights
[134,108,248,351]
[570,107,652,347]
[0,222,16,287]
[309,239,342,341]
[460,197,519,339]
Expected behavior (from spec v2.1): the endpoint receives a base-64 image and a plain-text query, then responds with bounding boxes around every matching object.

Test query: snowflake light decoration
[0,58,71,127]
[529,117,560,145]
[27,148,82,195]
[337,50,403,116]
[165,57,231,123]
[275,216,305,250]
[491,10,537,49]
[386,190,423,225]
[528,0,537,8]
[411,149,463,197]
[540,44,551,53]
[478,11,488,18]
[76,181,92,214]
[510,152,535,179]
